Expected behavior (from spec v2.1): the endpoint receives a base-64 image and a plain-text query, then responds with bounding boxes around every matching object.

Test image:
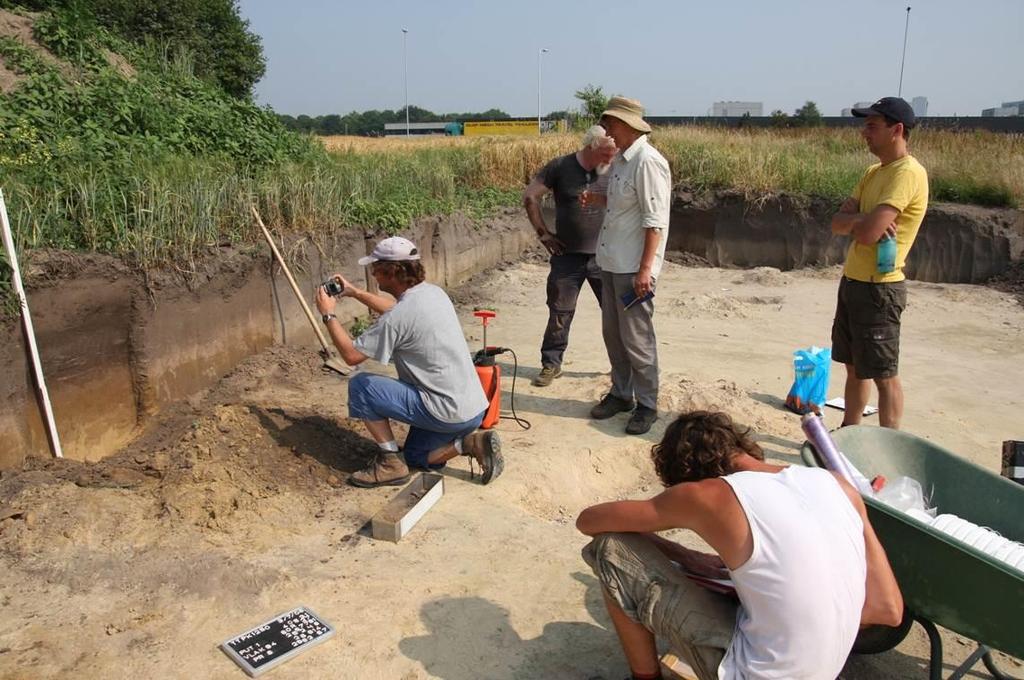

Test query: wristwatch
[321,313,337,324]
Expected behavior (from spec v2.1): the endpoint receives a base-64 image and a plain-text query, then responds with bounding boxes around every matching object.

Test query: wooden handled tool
[251,206,349,376]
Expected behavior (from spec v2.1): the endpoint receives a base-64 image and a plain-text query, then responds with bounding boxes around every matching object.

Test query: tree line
[768,101,824,127]
[284,85,615,137]
[278,106,513,136]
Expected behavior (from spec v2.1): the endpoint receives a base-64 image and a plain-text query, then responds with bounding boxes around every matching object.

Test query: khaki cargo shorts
[583,533,737,680]
[831,277,908,380]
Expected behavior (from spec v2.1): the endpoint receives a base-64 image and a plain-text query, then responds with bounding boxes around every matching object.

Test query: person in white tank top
[577,411,903,680]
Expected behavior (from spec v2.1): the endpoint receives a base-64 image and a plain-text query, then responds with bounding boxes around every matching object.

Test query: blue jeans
[347,372,484,468]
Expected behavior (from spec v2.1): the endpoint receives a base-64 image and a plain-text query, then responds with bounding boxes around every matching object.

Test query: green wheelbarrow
[800,425,1024,680]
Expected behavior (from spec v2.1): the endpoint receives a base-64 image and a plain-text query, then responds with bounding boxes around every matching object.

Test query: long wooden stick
[1,189,63,458]
[250,206,335,360]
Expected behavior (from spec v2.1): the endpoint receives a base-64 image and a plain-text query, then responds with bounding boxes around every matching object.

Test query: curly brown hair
[371,260,426,287]
[651,411,764,487]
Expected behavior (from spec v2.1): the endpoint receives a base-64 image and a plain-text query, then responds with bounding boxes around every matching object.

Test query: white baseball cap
[357,236,422,266]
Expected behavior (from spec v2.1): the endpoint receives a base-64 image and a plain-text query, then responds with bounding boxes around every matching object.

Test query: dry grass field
[4,127,1019,273]
[322,127,1024,206]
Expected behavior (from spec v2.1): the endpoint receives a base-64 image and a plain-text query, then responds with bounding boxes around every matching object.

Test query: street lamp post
[898,6,911,97]
[537,47,548,134]
[403,28,409,136]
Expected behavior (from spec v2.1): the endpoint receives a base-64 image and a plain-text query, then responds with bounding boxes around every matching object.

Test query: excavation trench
[2,198,1021,468]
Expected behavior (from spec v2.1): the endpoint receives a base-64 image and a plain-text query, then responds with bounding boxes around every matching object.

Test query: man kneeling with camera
[315,236,502,488]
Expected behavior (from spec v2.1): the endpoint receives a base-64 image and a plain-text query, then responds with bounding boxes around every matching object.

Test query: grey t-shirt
[536,152,610,255]
[354,282,488,424]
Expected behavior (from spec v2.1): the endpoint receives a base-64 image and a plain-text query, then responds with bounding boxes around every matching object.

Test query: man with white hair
[523,126,618,387]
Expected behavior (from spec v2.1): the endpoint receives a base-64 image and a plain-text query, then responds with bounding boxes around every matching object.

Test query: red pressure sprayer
[473,310,502,429]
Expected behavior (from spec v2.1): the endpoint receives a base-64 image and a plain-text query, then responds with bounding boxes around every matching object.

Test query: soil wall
[669,190,1024,283]
[1,273,137,465]
[2,198,1020,469]
[1,212,534,469]
[266,210,534,348]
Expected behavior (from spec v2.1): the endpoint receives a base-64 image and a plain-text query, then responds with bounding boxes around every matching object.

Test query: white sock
[453,438,464,454]
[378,440,400,452]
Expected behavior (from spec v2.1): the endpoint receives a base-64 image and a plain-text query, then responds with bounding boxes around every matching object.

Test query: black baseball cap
[852,97,917,129]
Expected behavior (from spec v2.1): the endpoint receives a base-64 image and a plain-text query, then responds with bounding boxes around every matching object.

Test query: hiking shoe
[461,431,504,485]
[349,451,411,488]
[625,405,659,435]
[590,394,635,420]
[532,364,563,387]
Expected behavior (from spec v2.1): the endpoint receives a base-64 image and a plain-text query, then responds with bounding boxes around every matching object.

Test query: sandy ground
[1,256,1022,680]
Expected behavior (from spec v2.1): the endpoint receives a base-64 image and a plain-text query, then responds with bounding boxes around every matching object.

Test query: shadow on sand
[399,571,625,680]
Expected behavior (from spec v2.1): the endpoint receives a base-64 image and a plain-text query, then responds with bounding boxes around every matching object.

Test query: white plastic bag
[875,476,935,517]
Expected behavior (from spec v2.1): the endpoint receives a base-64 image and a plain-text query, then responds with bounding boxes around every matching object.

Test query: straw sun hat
[600,96,652,134]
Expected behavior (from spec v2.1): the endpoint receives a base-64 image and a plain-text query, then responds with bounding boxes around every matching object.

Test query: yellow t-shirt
[843,155,929,283]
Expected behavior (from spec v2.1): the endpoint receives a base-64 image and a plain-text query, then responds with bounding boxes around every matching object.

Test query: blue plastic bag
[785,346,831,415]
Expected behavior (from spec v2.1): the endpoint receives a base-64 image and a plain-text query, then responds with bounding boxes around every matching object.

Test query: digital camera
[322,278,344,297]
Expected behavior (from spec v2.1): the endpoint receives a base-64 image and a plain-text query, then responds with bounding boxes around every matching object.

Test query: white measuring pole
[0,189,63,458]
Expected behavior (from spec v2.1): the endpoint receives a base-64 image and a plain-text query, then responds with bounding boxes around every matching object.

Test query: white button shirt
[595,135,672,278]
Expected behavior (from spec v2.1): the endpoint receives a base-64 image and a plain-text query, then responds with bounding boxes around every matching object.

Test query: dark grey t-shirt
[536,152,609,255]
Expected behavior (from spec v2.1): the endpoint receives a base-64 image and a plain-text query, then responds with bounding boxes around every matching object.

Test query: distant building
[711,101,763,117]
[982,106,1019,117]
[981,99,1023,117]
[383,122,448,135]
[842,101,875,117]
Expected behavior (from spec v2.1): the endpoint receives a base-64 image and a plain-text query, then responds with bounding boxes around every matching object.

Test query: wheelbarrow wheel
[852,607,914,655]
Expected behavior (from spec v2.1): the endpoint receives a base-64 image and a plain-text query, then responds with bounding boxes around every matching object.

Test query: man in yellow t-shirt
[830,97,929,430]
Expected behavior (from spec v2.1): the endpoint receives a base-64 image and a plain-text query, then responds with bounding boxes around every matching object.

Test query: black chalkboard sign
[221,606,335,677]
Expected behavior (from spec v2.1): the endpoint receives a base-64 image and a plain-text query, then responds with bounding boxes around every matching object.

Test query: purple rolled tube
[801,413,857,485]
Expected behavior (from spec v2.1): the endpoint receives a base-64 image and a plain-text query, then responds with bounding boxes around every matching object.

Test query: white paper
[825,397,878,416]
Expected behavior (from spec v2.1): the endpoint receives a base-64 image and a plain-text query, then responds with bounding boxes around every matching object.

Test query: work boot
[590,394,635,420]
[625,405,659,435]
[348,451,411,488]
[461,431,504,485]
[532,364,563,387]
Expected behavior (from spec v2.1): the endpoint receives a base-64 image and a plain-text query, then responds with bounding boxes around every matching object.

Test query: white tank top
[718,467,866,680]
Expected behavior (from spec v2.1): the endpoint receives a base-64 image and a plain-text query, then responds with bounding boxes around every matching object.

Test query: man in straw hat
[589,96,671,435]
[315,236,503,488]
[523,125,618,387]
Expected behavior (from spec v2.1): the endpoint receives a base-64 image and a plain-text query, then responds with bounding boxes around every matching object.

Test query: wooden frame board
[370,472,444,542]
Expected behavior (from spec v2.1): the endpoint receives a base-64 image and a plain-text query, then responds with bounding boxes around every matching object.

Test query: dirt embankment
[0,246,275,468]
[0,210,534,469]
[0,9,70,90]
[0,8,135,95]
[3,196,1021,471]
[669,188,1024,284]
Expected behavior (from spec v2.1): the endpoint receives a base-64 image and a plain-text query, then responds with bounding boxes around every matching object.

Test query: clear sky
[240,0,1024,118]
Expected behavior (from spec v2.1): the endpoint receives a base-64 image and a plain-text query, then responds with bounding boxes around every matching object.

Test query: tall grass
[322,134,576,189]
[3,127,1020,271]
[325,127,1023,207]
[653,127,1023,206]
[2,149,523,269]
